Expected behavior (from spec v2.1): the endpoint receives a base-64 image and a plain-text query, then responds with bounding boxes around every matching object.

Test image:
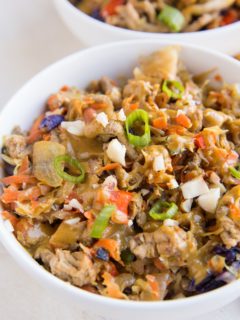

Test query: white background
[0,0,239,319]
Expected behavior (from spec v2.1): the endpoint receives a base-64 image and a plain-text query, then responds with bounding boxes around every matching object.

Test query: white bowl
[54,0,240,55]
[0,40,240,320]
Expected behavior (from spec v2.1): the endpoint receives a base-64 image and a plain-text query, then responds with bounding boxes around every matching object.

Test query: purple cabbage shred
[90,9,104,21]
[213,245,240,265]
[40,115,64,131]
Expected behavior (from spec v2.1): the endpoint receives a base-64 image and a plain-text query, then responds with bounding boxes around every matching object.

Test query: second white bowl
[54,0,240,55]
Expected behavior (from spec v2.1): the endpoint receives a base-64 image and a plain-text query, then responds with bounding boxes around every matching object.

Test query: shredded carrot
[20,187,41,201]
[43,133,51,141]
[1,210,19,228]
[226,150,238,165]
[1,175,36,185]
[153,258,166,271]
[96,188,106,205]
[94,239,121,262]
[229,204,240,222]
[83,97,95,104]
[1,186,41,204]
[91,102,108,110]
[18,156,30,175]
[167,125,186,135]
[130,103,139,111]
[175,113,192,129]
[146,275,160,299]
[84,210,93,220]
[47,94,60,110]
[102,272,126,299]
[195,134,205,149]
[152,117,168,130]
[214,74,222,82]
[60,85,69,92]
[1,188,19,203]
[97,163,121,174]
[27,114,44,144]
[214,148,228,162]
[84,210,94,228]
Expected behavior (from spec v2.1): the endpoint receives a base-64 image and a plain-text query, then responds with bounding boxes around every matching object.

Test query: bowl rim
[59,0,240,37]
[1,39,240,309]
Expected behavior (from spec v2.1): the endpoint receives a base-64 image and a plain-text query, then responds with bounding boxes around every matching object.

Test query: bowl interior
[0,40,240,312]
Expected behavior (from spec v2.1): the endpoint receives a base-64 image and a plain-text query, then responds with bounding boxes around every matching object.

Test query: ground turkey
[130,225,197,268]
[40,249,98,287]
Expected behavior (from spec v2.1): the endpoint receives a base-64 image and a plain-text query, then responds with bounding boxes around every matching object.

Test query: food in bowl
[70,0,240,33]
[1,46,240,301]
[235,52,240,60]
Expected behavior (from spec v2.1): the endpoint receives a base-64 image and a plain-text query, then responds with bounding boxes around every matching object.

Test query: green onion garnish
[229,167,240,179]
[149,200,178,221]
[162,80,184,100]
[125,109,151,147]
[158,5,185,33]
[91,205,116,239]
[54,155,85,184]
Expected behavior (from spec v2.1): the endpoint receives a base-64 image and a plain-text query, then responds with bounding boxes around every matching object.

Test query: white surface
[0,1,239,320]
[54,0,240,54]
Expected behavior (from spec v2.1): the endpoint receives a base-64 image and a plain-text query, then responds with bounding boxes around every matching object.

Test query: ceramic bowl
[54,0,240,55]
[0,40,240,320]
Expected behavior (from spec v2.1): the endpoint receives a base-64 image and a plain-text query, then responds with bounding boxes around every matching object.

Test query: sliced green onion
[158,5,185,32]
[229,167,240,179]
[54,155,85,184]
[125,109,151,147]
[149,200,178,221]
[162,80,184,100]
[91,205,116,239]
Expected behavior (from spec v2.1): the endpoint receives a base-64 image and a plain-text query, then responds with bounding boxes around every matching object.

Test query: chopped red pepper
[195,134,206,149]
[101,0,124,17]
[220,10,238,26]
[109,190,132,215]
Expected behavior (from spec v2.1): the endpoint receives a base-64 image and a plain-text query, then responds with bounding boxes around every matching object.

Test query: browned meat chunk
[217,185,240,248]
[4,134,28,159]
[84,120,137,160]
[219,216,240,248]
[130,225,196,267]
[47,249,98,287]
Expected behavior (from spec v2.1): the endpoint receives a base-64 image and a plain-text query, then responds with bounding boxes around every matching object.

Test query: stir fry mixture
[70,0,240,33]
[235,53,240,60]
[1,47,240,301]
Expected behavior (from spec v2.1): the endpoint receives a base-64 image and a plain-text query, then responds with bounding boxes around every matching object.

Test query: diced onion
[153,155,165,171]
[95,112,109,127]
[117,109,126,121]
[163,219,179,227]
[69,198,83,213]
[197,188,220,213]
[181,176,209,199]
[61,120,85,136]
[106,138,126,166]
[167,178,179,189]
[181,199,193,213]
[65,217,81,225]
